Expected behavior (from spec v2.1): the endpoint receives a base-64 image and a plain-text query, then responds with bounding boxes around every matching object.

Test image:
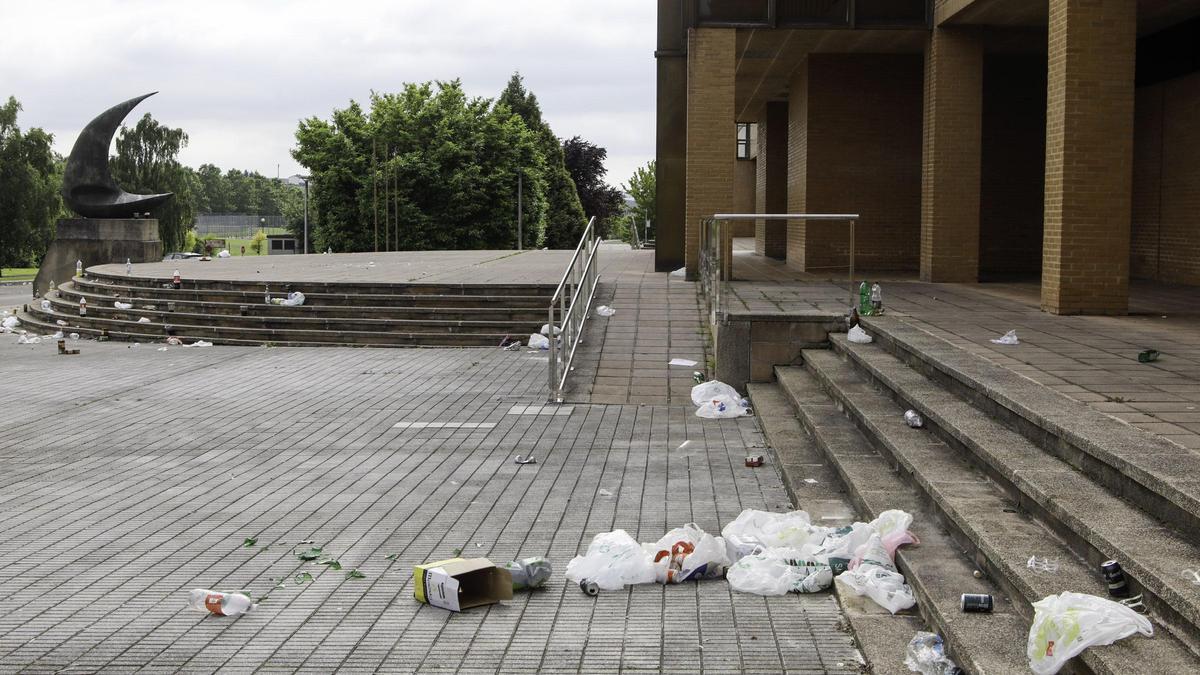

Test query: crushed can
[504,557,552,591]
[904,410,924,428]
[1101,560,1130,598]
[579,579,599,596]
[693,371,706,384]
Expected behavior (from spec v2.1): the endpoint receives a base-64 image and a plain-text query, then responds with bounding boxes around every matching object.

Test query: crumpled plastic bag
[644,523,730,583]
[1027,592,1153,675]
[217,249,231,258]
[866,509,919,560]
[540,323,561,336]
[18,334,41,344]
[696,395,751,419]
[727,547,833,595]
[848,324,873,344]
[51,331,63,339]
[691,380,740,407]
[1,315,18,332]
[565,530,657,591]
[836,562,916,614]
[137,317,151,323]
[114,301,133,310]
[272,291,305,307]
[669,267,685,277]
[904,632,959,674]
[189,340,213,347]
[40,300,51,311]
[991,329,1019,345]
[721,509,831,561]
[595,305,616,317]
[528,333,550,350]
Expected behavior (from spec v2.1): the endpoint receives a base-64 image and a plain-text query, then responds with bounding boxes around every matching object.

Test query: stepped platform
[14,250,605,348]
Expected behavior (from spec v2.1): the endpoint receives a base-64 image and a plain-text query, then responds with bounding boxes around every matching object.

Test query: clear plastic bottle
[187,589,255,616]
[504,557,552,590]
[126,258,132,276]
[79,297,87,317]
[76,260,83,278]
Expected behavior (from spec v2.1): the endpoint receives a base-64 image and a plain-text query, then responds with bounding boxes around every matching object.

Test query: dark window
[697,0,770,25]
[284,240,296,250]
[736,123,752,159]
[776,0,849,27]
[854,0,928,26]
[271,239,283,250]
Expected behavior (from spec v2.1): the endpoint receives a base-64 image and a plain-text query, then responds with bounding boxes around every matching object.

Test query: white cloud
[0,0,655,186]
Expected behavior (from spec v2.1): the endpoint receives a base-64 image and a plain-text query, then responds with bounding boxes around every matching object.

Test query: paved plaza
[0,318,859,673]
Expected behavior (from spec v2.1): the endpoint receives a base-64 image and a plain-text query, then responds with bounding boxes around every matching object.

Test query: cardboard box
[413,558,513,612]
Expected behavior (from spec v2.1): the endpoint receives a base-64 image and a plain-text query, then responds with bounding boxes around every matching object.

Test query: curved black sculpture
[62,92,173,218]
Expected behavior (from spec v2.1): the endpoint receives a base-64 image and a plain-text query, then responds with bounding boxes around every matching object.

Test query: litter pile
[690,380,752,419]
[270,291,306,307]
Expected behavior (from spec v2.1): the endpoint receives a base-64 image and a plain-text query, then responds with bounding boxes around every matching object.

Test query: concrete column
[684,28,735,279]
[1042,0,1136,314]
[755,102,788,259]
[920,27,983,283]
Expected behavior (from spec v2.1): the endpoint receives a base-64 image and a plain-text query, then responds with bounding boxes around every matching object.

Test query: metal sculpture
[61,92,173,218]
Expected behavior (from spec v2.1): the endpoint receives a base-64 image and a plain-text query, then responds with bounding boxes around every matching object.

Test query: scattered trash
[188,589,255,617]
[669,267,685,278]
[677,440,692,451]
[803,478,819,484]
[692,371,706,384]
[904,632,959,675]
[870,282,884,315]
[504,557,552,591]
[669,358,698,367]
[691,380,750,419]
[1100,559,1130,598]
[56,319,67,326]
[565,530,657,590]
[272,291,305,307]
[647,523,730,584]
[51,331,63,339]
[40,300,51,311]
[745,455,764,467]
[595,305,615,317]
[1183,569,1200,586]
[540,324,561,336]
[1027,556,1059,574]
[57,340,79,356]
[499,336,522,350]
[166,337,183,345]
[727,549,833,595]
[847,325,873,344]
[69,333,79,340]
[190,340,214,347]
[1119,594,1147,614]
[991,330,1020,345]
[835,533,917,614]
[345,569,365,580]
[114,301,133,310]
[598,489,613,497]
[157,347,168,351]
[903,410,924,428]
[1,315,18,332]
[137,317,151,323]
[528,333,550,350]
[514,454,536,465]
[1137,349,1160,363]
[579,579,599,596]
[413,557,513,612]
[1027,592,1153,675]
[17,334,41,344]
[217,249,231,258]
[961,593,993,613]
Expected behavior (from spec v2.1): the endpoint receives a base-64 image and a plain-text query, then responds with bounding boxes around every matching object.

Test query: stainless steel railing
[699,213,859,323]
[548,216,601,402]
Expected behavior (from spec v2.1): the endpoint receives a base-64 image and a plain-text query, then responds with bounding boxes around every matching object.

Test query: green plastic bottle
[858,281,872,316]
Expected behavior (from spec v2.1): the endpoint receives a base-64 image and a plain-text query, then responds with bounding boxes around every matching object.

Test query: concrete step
[85,270,556,298]
[38,292,544,336]
[746,382,924,675]
[771,366,1030,674]
[796,351,1200,672]
[829,331,1200,654]
[72,277,554,308]
[859,316,1200,542]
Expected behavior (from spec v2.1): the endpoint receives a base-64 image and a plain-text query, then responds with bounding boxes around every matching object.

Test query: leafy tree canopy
[562,136,625,238]
[0,96,62,271]
[110,113,196,253]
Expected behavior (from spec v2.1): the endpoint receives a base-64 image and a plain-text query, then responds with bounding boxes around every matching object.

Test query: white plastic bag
[645,523,730,583]
[596,305,615,317]
[565,530,657,590]
[836,563,916,614]
[991,330,1019,345]
[40,300,51,311]
[17,334,41,344]
[810,522,876,573]
[727,548,833,595]
[114,301,132,310]
[540,323,561,336]
[217,249,231,258]
[137,317,151,323]
[690,380,741,407]
[190,340,213,347]
[1,315,18,331]
[528,333,550,350]
[868,509,918,560]
[51,331,63,339]
[669,267,685,277]
[848,324,873,344]
[1027,592,1153,675]
[721,509,831,561]
[696,395,751,419]
[904,632,959,675]
[280,291,305,307]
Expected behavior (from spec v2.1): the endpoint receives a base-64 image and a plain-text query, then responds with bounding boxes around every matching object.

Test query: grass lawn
[223,238,266,256]
[0,267,37,281]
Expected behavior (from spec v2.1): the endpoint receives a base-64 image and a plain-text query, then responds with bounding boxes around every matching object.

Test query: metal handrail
[548,216,600,402]
[629,214,642,249]
[699,213,859,324]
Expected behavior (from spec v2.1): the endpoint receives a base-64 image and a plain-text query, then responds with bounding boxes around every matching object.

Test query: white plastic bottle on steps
[187,589,255,617]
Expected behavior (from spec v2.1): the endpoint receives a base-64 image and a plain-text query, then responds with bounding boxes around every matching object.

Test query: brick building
[656,0,1200,315]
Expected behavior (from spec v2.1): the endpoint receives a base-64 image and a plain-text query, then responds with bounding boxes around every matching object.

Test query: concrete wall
[732,158,757,237]
[979,54,1046,278]
[787,54,924,273]
[1132,70,1200,285]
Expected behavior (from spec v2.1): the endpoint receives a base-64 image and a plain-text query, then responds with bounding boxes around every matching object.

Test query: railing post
[848,219,856,312]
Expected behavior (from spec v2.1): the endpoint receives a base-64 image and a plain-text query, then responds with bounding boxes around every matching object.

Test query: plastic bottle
[504,557,552,591]
[79,297,87,317]
[264,283,271,305]
[172,269,181,290]
[76,260,83,278]
[187,589,255,617]
[870,282,883,315]
[126,258,132,276]
[858,281,872,316]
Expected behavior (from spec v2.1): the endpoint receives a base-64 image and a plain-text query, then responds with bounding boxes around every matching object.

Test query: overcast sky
[1,0,655,189]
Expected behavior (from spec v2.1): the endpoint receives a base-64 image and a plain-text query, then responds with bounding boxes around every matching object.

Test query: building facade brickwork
[755,102,788,259]
[684,28,736,278]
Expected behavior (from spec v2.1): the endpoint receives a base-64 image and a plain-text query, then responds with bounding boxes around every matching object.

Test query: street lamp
[300,175,310,254]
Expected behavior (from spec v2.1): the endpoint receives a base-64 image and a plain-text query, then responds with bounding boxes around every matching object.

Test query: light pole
[516,169,523,251]
[300,175,310,254]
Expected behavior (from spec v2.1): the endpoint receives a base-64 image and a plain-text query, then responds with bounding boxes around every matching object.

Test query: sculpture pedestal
[33,219,162,297]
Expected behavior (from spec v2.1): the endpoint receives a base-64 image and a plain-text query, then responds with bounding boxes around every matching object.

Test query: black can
[960,593,993,613]
[1101,560,1130,598]
[580,579,599,596]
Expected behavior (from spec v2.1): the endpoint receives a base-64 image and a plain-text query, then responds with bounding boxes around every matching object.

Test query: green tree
[110,113,196,252]
[497,73,586,249]
[0,96,61,272]
[624,160,656,240]
[562,136,625,238]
